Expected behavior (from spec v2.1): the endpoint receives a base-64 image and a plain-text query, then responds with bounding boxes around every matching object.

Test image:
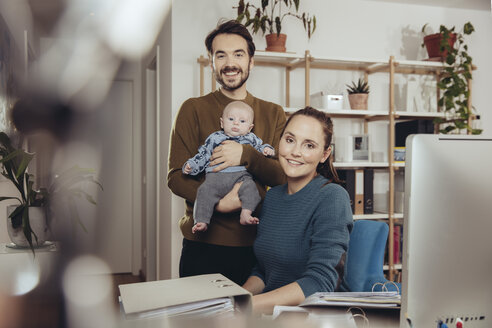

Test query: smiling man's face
[210,33,254,95]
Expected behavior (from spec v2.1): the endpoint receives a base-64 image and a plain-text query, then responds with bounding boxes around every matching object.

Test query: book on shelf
[363,168,374,214]
[338,169,373,215]
[384,224,403,266]
[393,224,401,265]
[395,119,434,147]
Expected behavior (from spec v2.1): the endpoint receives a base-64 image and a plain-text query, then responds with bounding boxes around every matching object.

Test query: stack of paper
[120,297,235,320]
[299,292,401,309]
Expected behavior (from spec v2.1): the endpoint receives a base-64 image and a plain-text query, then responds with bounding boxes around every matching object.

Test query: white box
[310,92,343,111]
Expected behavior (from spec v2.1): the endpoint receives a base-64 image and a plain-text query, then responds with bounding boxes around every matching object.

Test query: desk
[0,242,59,295]
[275,306,400,328]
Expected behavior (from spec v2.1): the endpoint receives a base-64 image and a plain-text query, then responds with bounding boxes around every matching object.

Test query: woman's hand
[242,276,265,296]
[215,181,243,213]
[250,282,305,315]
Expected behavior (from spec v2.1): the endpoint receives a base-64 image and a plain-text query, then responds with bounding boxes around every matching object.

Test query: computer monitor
[401,134,492,328]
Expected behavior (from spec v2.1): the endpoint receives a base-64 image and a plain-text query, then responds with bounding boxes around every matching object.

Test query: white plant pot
[6,205,49,247]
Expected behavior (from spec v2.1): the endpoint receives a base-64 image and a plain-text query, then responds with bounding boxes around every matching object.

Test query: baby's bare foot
[240,209,259,225]
[192,222,208,233]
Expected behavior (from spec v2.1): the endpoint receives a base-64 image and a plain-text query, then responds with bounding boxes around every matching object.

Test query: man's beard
[214,63,251,91]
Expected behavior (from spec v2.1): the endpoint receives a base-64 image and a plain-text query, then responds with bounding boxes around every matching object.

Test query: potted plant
[0,131,102,253]
[346,78,370,110]
[421,23,457,60]
[421,22,480,134]
[234,0,316,52]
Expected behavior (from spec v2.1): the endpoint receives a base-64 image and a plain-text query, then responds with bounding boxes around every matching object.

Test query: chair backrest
[342,220,388,292]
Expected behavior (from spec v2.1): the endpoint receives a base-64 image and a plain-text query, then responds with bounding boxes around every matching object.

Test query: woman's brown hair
[283,106,342,184]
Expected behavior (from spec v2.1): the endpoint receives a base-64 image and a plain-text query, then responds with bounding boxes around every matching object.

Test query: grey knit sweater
[251,175,353,297]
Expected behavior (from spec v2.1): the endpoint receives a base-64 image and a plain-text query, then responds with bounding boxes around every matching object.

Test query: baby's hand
[183,163,192,174]
[263,147,275,157]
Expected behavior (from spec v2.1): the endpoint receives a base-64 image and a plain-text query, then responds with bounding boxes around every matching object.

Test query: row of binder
[337,169,374,215]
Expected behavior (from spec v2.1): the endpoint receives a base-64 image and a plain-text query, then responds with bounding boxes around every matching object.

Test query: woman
[242,107,353,314]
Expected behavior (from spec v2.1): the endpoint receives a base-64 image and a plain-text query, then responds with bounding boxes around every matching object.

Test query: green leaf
[421,23,429,34]
[275,16,281,35]
[16,152,34,180]
[9,204,25,229]
[21,206,36,255]
[0,196,22,203]
[293,0,299,11]
[237,0,245,15]
[261,0,269,11]
[463,22,474,35]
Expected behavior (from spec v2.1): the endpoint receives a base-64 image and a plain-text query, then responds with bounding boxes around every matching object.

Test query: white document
[273,305,357,328]
[300,292,401,309]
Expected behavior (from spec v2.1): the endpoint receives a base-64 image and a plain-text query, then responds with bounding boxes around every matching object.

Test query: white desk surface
[0,242,59,295]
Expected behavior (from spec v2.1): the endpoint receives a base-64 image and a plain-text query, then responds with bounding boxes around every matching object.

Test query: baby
[183,101,275,233]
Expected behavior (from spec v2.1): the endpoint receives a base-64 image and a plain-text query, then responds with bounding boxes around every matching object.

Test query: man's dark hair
[205,19,255,57]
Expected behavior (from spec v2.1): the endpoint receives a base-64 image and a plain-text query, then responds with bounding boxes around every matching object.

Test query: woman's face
[279,115,331,191]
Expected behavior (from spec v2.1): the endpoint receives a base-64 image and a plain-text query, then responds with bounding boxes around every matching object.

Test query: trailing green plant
[234,0,316,38]
[422,22,481,134]
[346,78,370,94]
[0,131,102,253]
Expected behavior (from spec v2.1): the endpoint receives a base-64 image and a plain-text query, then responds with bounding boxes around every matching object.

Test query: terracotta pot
[265,33,287,52]
[348,93,368,110]
[423,33,457,60]
[7,205,49,247]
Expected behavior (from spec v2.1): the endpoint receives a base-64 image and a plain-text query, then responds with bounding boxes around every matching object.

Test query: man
[167,20,286,285]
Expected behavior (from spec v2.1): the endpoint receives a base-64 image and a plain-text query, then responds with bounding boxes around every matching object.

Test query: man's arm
[167,99,202,203]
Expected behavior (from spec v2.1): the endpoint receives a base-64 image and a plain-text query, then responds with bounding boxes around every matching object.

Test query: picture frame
[352,134,370,161]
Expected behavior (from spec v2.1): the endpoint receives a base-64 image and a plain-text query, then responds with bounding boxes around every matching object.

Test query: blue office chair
[340,220,401,293]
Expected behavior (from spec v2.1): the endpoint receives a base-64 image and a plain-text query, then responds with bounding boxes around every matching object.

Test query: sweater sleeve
[184,132,224,175]
[244,133,273,154]
[240,106,286,187]
[296,186,353,297]
[167,99,203,203]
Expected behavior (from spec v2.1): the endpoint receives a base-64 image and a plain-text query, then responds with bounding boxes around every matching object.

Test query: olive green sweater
[167,90,287,246]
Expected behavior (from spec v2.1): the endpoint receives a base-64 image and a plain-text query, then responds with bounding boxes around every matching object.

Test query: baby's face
[220,106,254,137]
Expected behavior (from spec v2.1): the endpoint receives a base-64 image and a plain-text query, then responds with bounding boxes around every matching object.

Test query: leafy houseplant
[346,78,370,110]
[421,22,481,134]
[235,0,316,52]
[0,131,102,252]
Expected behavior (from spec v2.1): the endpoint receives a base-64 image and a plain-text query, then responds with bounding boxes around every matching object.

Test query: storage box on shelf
[197,51,475,280]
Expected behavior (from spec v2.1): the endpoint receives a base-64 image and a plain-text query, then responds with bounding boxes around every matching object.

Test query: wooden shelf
[384,264,402,271]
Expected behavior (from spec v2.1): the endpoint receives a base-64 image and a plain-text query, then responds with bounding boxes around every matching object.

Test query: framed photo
[351,134,370,161]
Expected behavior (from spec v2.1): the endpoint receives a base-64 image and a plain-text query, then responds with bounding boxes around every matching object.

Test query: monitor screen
[401,134,492,328]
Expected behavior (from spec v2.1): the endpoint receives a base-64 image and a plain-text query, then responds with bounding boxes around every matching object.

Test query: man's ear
[320,146,332,164]
[249,56,254,70]
[248,123,254,132]
[220,117,224,129]
[209,53,214,71]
